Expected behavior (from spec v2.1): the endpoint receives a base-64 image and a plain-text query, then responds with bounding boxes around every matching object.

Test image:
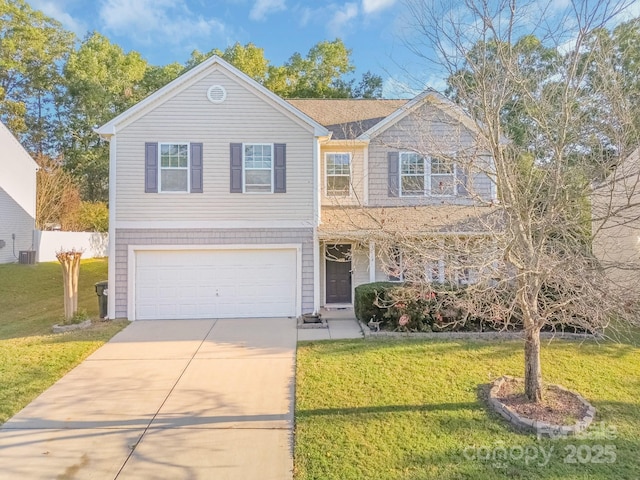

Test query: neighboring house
[0,121,38,264]
[592,148,640,295]
[97,56,496,320]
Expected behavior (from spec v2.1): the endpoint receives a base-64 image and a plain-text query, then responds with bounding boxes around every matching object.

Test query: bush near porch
[354,282,491,332]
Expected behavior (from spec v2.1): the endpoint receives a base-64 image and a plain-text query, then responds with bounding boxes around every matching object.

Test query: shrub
[354,282,397,323]
[384,283,468,332]
[67,201,109,232]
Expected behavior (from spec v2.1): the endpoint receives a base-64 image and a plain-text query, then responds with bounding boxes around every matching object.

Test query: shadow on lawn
[296,401,481,419]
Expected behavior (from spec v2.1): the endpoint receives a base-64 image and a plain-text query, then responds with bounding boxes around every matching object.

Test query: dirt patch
[496,377,588,426]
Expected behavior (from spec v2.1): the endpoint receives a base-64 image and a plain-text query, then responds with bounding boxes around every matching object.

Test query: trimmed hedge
[354,282,398,324]
[355,281,487,332]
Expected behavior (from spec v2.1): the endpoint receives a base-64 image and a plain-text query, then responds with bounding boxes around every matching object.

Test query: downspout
[96,129,117,320]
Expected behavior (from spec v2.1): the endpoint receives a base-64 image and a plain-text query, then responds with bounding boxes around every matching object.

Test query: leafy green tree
[61,32,148,201]
[187,42,269,83]
[0,0,74,154]
[187,39,382,99]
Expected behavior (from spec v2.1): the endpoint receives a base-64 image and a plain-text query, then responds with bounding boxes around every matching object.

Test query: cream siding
[593,150,640,295]
[320,144,366,207]
[367,103,494,207]
[115,68,316,223]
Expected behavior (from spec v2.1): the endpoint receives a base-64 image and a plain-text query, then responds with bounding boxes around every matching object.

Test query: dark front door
[325,244,352,304]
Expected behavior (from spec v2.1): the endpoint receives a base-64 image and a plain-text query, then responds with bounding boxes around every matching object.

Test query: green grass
[295,337,640,479]
[0,259,128,424]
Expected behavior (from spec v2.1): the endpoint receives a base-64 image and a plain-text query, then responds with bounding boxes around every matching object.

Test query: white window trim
[398,152,457,198]
[158,142,190,194]
[242,143,274,194]
[388,248,404,282]
[325,152,352,197]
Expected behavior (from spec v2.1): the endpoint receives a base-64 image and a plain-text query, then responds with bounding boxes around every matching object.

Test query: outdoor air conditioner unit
[19,250,36,265]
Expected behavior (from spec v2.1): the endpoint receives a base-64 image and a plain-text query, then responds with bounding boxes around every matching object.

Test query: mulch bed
[496,377,588,426]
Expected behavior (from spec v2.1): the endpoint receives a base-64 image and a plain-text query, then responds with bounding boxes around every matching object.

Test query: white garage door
[135,248,298,320]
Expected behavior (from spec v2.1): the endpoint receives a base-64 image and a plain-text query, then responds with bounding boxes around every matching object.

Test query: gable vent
[207,85,227,104]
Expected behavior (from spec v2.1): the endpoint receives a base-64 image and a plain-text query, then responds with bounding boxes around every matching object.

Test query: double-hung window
[399,152,455,196]
[326,153,351,196]
[160,143,189,192]
[430,157,455,196]
[244,144,273,193]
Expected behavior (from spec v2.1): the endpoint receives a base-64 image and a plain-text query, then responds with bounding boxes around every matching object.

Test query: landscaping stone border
[488,375,596,438]
[52,319,92,333]
[358,321,601,341]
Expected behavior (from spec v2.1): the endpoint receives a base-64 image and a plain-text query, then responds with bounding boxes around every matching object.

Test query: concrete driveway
[0,318,297,479]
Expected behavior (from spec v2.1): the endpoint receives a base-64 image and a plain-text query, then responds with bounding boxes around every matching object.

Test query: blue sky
[27,1,640,98]
[29,0,433,97]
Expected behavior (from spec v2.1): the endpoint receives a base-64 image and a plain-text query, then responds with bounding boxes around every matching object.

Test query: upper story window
[160,143,189,192]
[244,144,273,193]
[399,152,456,197]
[326,153,351,196]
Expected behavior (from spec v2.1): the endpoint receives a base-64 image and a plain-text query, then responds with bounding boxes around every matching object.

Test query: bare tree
[349,0,640,402]
[35,154,81,230]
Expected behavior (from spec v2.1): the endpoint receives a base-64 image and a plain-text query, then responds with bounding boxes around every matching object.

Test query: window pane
[401,153,424,174]
[402,176,424,195]
[161,169,188,192]
[161,155,170,167]
[327,175,349,195]
[431,157,453,174]
[431,175,455,195]
[245,169,271,192]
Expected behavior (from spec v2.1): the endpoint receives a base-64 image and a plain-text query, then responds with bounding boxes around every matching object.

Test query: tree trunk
[524,327,543,402]
[57,250,83,320]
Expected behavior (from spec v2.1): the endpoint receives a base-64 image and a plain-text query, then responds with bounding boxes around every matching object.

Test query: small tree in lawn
[370,0,640,402]
[56,249,83,321]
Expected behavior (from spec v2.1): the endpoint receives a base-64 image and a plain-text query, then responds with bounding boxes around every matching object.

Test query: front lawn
[0,259,128,424]
[295,337,640,479]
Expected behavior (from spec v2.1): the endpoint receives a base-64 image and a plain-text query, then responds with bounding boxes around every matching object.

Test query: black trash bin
[95,281,108,319]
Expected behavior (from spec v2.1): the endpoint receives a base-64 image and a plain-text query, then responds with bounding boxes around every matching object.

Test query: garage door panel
[135,249,297,320]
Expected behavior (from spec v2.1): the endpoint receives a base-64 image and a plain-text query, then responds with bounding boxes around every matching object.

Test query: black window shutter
[230,143,243,193]
[190,143,203,193]
[145,142,158,193]
[274,143,286,193]
[388,151,399,197]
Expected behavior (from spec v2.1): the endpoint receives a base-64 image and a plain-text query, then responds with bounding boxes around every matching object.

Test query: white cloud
[362,0,396,15]
[328,2,359,36]
[28,0,88,36]
[99,0,228,46]
[249,0,287,21]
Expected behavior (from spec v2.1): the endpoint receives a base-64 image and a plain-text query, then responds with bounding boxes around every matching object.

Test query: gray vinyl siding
[113,228,314,318]
[320,145,366,207]
[115,68,316,223]
[368,103,495,206]
[0,187,34,264]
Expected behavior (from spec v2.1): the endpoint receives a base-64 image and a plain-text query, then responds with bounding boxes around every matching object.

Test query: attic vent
[207,85,227,104]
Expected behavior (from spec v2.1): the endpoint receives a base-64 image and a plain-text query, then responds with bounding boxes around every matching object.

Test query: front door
[325,244,352,304]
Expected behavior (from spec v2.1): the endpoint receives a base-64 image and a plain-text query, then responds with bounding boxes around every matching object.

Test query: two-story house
[97,56,496,320]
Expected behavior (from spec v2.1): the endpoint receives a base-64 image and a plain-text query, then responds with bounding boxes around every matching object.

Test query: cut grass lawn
[0,259,128,424]
[295,336,640,479]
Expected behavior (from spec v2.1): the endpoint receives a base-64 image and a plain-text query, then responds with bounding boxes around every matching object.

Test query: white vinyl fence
[34,230,109,262]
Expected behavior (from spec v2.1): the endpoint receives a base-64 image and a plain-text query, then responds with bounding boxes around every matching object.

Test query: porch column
[369,241,376,283]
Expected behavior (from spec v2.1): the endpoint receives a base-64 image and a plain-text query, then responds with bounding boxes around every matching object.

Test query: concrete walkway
[297,308,364,341]
[0,318,297,479]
